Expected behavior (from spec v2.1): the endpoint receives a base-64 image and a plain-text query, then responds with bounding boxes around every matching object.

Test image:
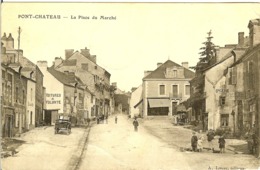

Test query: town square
[1,2,260,170]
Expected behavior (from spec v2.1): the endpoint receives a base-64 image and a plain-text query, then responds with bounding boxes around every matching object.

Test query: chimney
[248,19,260,47]
[91,55,97,63]
[65,49,74,60]
[244,36,249,47]
[131,87,137,92]
[6,33,14,49]
[181,62,189,69]
[144,71,152,78]
[37,61,48,71]
[54,57,63,67]
[157,63,162,68]
[112,82,117,88]
[1,33,7,48]
[80,47,90,57]
[1,42,6,54]
[238,32,244,47]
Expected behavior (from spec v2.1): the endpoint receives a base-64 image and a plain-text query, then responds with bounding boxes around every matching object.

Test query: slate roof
[63,59,77,66]
[47,67,84,88]
[144,60,195,80]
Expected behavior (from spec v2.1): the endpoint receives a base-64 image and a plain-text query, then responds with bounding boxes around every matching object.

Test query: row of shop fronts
[1,33,115,138]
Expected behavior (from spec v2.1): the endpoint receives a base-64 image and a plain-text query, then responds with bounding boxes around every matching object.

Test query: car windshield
[58,115,70,121]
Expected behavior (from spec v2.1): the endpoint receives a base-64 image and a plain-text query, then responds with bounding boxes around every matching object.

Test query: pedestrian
[115,116,118,124]
[207,129,215,150]
[197,130,204,152]
[87,118,90,126]
[252,132,258,154]
[105,115,108,124]
[97,116,100,124]
[218,135,226,153]
[133,117,139,132]
[191,131,198,152]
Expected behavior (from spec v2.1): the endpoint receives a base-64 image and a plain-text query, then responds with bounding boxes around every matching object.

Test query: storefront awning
[148,99,169,108]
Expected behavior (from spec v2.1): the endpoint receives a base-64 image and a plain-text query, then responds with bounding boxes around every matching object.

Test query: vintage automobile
[54,116,71,135]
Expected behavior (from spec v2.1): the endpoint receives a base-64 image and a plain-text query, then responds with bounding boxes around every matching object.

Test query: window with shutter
[232,67,237,85]
[229,68,232,85]
[248,62,254,89]
[159,85,165,95]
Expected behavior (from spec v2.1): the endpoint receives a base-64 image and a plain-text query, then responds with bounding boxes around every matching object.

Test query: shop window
[221,114,229,127]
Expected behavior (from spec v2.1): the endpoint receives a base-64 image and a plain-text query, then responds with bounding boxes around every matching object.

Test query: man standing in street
[133,117,139,132]
[191,131,198,152]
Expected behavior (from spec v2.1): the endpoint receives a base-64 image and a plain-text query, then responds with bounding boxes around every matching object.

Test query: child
[197,130,204,152]
[218,135,226,153]
[133,118,139,132]
[115,116,118,124]
[191,131,198,152]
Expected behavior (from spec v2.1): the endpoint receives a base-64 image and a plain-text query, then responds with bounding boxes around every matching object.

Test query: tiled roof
[144,60,195,79]
[47,67,84,88]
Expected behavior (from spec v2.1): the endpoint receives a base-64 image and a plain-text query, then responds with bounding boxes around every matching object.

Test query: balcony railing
[169,93,182,99]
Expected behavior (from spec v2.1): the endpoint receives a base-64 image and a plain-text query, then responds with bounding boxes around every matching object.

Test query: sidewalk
[142,118,252,155]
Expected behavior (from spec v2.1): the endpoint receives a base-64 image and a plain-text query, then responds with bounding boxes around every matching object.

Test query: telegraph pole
[17,26,22,63]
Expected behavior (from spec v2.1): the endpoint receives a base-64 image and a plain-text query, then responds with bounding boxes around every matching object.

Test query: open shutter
[232,67,237,85]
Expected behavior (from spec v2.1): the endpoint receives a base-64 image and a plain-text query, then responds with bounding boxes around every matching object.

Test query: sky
[1,3,260,92]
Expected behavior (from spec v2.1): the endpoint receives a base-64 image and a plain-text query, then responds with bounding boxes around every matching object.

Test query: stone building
[37,61,90,125]
[130,85,143,118]
[52,47,113,118]
[1,63,31,137]
[142,60,195,117]
[1,32,45,127]
[226,19,260,156]
[190,31,249,131]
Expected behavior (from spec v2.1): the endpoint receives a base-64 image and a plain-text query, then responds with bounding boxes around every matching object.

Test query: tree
[199,30,216,63]
[190,30,216,71]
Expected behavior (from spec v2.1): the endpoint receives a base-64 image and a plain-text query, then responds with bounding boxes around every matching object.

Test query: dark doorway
[44,110,52,125]
[148,107,169,116]
[172,102,178,115]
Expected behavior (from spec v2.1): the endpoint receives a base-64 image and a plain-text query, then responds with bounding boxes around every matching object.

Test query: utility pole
[17,26,22,63]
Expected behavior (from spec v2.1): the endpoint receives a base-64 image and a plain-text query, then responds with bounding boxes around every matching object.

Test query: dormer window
[173,70,177,77]
[166,67,178,78]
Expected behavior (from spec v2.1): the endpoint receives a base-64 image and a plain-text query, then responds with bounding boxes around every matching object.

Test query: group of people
[114,115,139,132]
[191,129,226,153]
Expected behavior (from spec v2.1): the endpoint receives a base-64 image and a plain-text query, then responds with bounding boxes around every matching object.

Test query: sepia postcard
[1,2,260,170]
